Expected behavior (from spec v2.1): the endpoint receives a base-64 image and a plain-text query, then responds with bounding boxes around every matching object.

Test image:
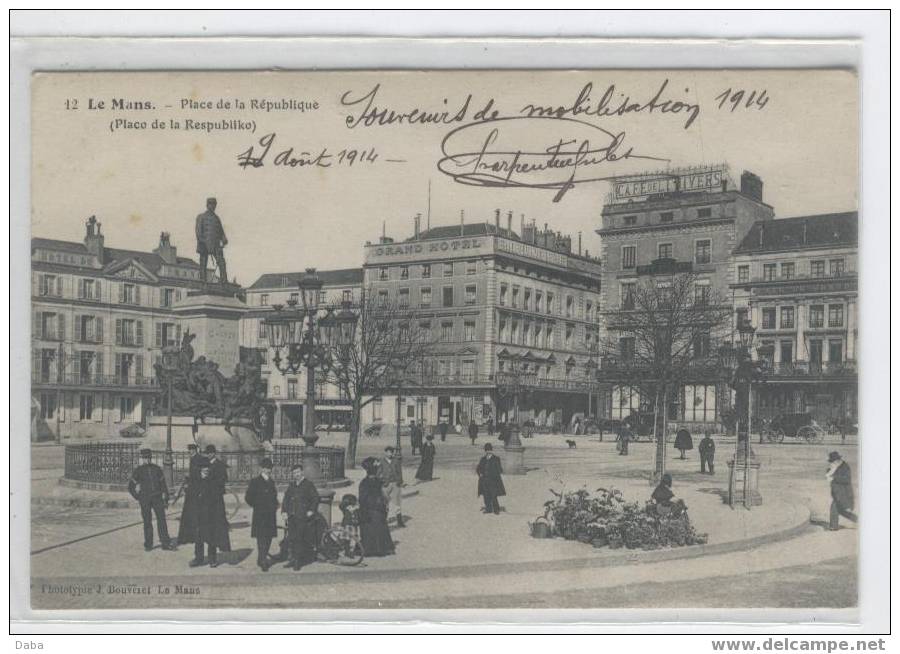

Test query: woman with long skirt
[358,457,395,557]
[415,435,436,482]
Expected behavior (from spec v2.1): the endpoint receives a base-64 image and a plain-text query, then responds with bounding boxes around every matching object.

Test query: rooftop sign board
[610,165,730,203]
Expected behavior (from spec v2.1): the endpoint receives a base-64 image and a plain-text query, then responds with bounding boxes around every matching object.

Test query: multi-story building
[363,212,603,432]
[596,165,774,429]
[240,268,364,438]
[731,211,858,424]
[31,217,208,441]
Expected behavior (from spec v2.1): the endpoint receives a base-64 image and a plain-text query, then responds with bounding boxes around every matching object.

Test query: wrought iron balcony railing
[31,372,158,388]
[766,360,857,377]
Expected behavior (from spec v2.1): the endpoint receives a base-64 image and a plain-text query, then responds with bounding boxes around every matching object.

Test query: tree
[323,289,435,468]
[599,272,732,482]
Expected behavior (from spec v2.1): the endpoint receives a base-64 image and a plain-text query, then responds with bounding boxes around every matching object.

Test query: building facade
[362,213,603,432]
[596,166,775,429]
[31,218,208,441]
[240,268,364,438]
[731,212,858,424]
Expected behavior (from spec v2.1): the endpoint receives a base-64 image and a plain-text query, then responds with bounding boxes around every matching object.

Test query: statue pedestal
[172,289,246,374]
[727,453,763,507]
[503,428,527,475]
[144,416,262,452]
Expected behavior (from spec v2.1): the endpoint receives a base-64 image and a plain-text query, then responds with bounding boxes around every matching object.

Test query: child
[339,493,361,542]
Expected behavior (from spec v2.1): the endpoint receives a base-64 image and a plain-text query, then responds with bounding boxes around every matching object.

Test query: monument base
[145,416,262,453]
[503,444,527,475]
[726,455,763,507]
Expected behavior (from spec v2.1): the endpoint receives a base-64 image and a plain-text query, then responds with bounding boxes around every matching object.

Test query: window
[40,392,57,420]
[260,293,269,306]
[317,290,327,305]
[257,348,268,365]
[443,263,453,277]
[76,315,103,343]
[585,301,593,322]
[623,215,637,226]
[120,283,139,305]
[289,292,299,304]
[660,211,674,223]
[809,305,824,328]
[697,207,712,218]
[763,264,776,281]
[512,286,520,308]
[694,283,710,305]
[620,283,636,310]
[811,260,826,278]
[400,266,409,280]
[80,278,99,301]
[780,306,795,329]
[808,339,823,365]
[658,243,673,259]
[535,290,543,312]
[419,320,432,334]
[420,287,432,307]
[373,398,382,421]
[736,308,749,328]
[442,287,454,308]
[566,296,574,317]
[780,341,793,364]
[377,289,389,306]
[692,333,710,359]
[119,397,134,422]
[115,318,142,346]
[546,292,554,314]
[398,288,409,308]
[287,379,298,399]
[738,265,749,283]
[683,384,717,422]
[828,304,844,327]
[461,320,476,342]
[695,240,711,264]
[619,337,635,362]
[546,322,555,347]
[466,260,477,275]
[422,264,431,278]
[523,288,531,310]
[258,319,267,339]
[622,245,636,269]
[342,289,352,303]
[39,274,60,297]
[441,321,453,342]
[761,308,776,329]
[499,284,508,306]
[612,386,640,420]
[781,262,795,279]
[565,323,575,348]
[829,340,843,363]
[465,285,477,305]
[379,267,389,281]
[830,259,845,276]
[510,321,519,344]
[79,394,94,421]
[161,288,175,308]
[523,321,531,346]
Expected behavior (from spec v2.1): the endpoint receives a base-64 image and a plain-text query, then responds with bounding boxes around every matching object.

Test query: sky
[31,70,858,286]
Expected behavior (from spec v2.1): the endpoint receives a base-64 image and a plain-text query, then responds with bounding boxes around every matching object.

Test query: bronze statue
[195,197,228,284]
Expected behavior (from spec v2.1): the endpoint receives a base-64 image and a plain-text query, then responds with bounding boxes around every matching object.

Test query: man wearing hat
[191,447,232,567]
[281,463,321,570]
[245,457,279,571]
[177,443,206,545]
[128,449,174,551]
[377,446,405,528]
[827,451,858,530]
[195,196,228,284]
[476,443,506,515]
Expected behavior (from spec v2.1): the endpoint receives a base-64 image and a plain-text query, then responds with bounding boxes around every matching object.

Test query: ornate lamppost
[160,344,181,490]
[720,321,764,509]
[389,358,406,467]
[585,343,599,421]
[496,353,531,475]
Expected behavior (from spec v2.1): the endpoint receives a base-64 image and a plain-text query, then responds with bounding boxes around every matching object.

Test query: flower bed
[540,486,708,550]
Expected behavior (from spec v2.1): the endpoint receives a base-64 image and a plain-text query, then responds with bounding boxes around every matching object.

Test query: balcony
[766,360,857,379]
[32,371,158,389]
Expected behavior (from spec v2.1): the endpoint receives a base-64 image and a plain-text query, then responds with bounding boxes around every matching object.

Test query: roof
[32,237,200,273]
[407,222,521,242]
[734,212,857,254]
[248,267,364,290]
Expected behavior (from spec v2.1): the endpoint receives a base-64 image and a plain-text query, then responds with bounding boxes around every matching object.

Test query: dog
[565,439,577,449]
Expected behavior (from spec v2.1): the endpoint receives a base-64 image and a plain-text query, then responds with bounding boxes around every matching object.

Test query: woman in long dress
[415,435,436,482]
[358,457,395,557]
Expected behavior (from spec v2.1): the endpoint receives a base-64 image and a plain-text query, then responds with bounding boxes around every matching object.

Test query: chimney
[154,231,177,264]
[507,211,513,235]
[741,171,763,202]
[578,231,582,255]
[758,221,765,247]
[84,215,104,260]
[802,219,808,245]
[414,213,421,239]
[460,209,465,237]
[494,208,500,232]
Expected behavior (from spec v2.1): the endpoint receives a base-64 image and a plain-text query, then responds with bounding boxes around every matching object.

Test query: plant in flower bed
[542,486,708,550]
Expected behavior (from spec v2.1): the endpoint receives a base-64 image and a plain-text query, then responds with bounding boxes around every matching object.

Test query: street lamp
[160,345,181,490]
[496,353,530,474]
[390,358,406,466]
[585,344,599,421]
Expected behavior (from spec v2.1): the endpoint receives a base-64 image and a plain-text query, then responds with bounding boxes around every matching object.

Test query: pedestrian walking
[698,432,716,474]
[616,424,631,456]
[674,426,694,459]
[359,457,396,557]
[439,421,448,442]
[128,448,174,551]
[190,458,232,567]
[281,463,320,570]
[415,434,436,482]
[468,418,479,446]
[409,420,420,455]
[827,451,858,530]
[244,457,279,572]
[176,443,206,545]
[377,446,405,527]
[487,417,495,437]
[476,443,506,515]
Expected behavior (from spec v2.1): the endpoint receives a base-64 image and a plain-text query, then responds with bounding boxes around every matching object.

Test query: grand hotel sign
[369,237,484,260]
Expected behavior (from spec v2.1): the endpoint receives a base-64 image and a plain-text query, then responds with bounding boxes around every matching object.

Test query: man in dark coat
[476,443,506,515]
[128,449,174,551]
[190,448,231,567]
[827,451,858,530]
[377,446,405,528]
[698,432,716,474]
[468,419,479,446]
[245,457,279,571]
[409,421,420,455]
[438,421,448,442]
[195,197,228,284]
[177,443,206,545]
[616,424,631,456]
[281,463,321,570]
[487,417,495,437]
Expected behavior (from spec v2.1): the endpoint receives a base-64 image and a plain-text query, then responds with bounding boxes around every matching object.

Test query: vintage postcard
[28,69,859,611]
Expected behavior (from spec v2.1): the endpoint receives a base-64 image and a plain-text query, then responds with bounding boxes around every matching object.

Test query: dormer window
[623,215,637,226]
